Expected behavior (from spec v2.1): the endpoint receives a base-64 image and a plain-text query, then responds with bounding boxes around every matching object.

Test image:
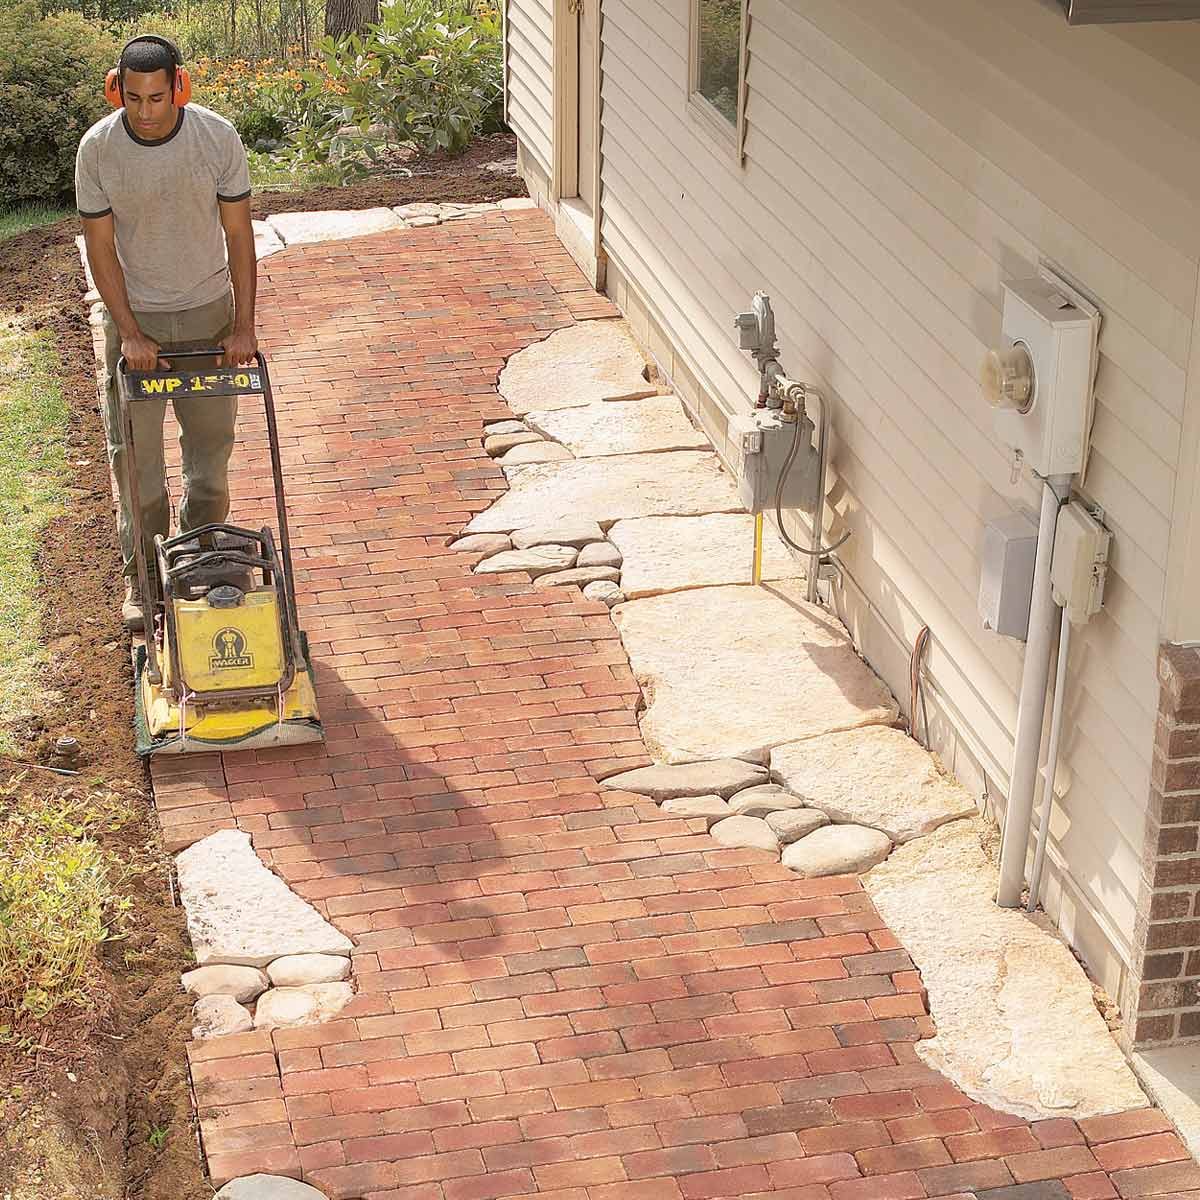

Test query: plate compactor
[117,350,323,755]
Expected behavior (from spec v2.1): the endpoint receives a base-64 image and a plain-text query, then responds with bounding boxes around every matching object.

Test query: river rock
[610,513,803,598]
[771,726,978,843]
[602,759,767,800]
[182,964,270,1004]
[524,395,709,458]
[577,542,623,568]
[767,808,830,844]
[728,784,807,818]
[450,533,511,556]
[266,208,403,245]
[465,452,741,535]
[254,983,355,1030]
[483,419,529,436]
[661,795,731,828]
[500,320,656,414]
[474,545,577,577]
[511,519,606,549]
[583,580,625,607]
[485,431,543,457]
[499,441,574,466]
[709,815,781,853]
[615,583,899,764]
[175,830,354,968]
[193,994,254,1039]
[533,566,622,589]
[782,824,893,877]
[267,953,352,988]
[866,818,1148,1120]
[216,1174,332,1199]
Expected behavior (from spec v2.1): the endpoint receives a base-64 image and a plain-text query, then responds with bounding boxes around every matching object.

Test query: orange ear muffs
[105,37,191,108]
[173,66,192,107]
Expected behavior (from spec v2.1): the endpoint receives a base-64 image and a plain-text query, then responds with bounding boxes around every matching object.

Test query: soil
[0,130,529,1198]
[250,131,526,217]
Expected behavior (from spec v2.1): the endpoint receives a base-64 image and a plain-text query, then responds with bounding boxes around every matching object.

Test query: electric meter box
[995,274,1100,477]
[979,510,1040,640]
[729,409,821,516]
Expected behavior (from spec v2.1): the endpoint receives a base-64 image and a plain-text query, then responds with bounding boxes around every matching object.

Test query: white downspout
[996,473,1072,909]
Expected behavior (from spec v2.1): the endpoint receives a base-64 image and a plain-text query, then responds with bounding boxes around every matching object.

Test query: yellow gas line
[752,512,764,585]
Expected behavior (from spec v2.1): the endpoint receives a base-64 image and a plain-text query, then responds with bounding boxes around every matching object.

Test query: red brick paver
[153,212,1191,1199]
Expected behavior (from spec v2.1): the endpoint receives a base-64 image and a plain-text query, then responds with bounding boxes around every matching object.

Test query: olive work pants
[101,293,238,585]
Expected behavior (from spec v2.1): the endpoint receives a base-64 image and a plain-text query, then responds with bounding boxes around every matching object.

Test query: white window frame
[688,0,750,165]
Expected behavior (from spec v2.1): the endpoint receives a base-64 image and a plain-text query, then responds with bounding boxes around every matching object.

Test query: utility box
[729,409,821,516]
[979,511,1040,640]
[983,272,1101,478]
[1051,501,1111,626]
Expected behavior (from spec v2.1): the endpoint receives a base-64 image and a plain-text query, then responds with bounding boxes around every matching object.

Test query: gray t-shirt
[75,104,251,312]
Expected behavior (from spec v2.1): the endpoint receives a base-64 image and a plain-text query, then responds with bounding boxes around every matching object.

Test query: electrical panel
[1051,502,1111,625]
[983,271,1101,478]
[729,409,821,516]
[979,511,1040,640]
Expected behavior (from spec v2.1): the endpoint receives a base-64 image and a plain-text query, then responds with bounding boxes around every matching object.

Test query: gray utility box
[978,510,1040,640]
[729,409,822,517]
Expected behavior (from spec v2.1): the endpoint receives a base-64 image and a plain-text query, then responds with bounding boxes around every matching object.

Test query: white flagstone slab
[771,726,979,844]
[524,396,709,458]
[464,452,741,535]
[500,320,657,414]
[252,219,285,259]
[266,207,404,246]
[610,514,803,598]
[176,829,353,967]
[613,583,898,764]
[866,819,1148,1120]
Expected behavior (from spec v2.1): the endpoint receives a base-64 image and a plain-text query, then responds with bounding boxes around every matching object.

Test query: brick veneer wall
[1126,643,1200,1046]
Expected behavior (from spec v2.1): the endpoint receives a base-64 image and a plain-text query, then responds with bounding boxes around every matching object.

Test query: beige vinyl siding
[595,0,1200,991]
[506,0,554,182]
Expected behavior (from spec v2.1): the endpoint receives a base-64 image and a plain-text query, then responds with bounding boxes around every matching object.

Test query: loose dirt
[0,130,529,1199]
[250,131,525,217]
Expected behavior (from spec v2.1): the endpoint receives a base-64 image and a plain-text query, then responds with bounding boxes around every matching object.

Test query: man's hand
[219,327,258,367]
[121,328,163,371]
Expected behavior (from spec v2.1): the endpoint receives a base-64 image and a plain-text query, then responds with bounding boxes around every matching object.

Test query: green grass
[0,204,73,243]
[0,319,69,754]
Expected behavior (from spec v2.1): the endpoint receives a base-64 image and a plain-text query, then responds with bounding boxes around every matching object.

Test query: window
[690,0,749,158]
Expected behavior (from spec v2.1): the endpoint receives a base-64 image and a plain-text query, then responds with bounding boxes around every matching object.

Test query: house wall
[505,0,555,206]
[507,0,1200,1023]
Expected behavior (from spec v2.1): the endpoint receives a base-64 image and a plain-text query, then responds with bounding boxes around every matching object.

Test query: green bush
[0,5,119,207]
[235,104,286,147]
[301,0,503,157]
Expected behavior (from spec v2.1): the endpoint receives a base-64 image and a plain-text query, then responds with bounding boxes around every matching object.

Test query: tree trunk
[324,0,378,40]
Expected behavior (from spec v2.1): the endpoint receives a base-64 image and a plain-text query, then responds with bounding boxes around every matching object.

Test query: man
[75,35,258,630]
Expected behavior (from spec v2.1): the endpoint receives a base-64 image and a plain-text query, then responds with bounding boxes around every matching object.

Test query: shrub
[315,0,503,155]
[0,5,119,207]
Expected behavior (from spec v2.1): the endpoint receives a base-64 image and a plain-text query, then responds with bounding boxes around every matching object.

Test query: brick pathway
[151,211,1195,1200]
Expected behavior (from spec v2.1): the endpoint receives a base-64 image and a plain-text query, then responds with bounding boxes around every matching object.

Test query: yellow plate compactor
[118,350,323,755]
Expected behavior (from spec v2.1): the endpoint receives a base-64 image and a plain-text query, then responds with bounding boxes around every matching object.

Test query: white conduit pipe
[1027,614,1072,913]
[996,473,1072,909]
